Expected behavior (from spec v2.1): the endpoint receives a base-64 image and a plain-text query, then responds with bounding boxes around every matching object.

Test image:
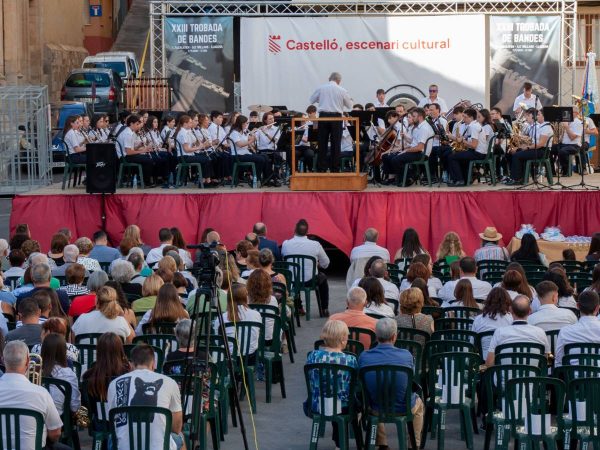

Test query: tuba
[27,353,42,385]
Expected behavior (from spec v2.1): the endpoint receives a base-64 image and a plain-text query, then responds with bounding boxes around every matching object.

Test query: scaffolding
[150,0,578,105]
[0,86,53,194]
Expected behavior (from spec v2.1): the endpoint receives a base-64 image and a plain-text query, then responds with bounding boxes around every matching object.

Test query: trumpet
[27,353,42,385]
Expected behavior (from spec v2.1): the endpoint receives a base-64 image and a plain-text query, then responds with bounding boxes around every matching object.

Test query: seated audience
[51,244,90,278]
[146,228,175,266]
[235,239,254,270]
[104,280,137,328]
[21,239,41,259]
[132,274,164,313]
[68,270,108,318]
[586,232,600,262]
[111,259,143,297]
[31,317,79,362]
[17,289,51,327]
[48,233,68,266]
[0,273,17,306]
[172,272,189,300]
[486,295,550,366]
[123,224,152,256]
[247,269,279,342]
[436,231,466,265]
[330,287,377,349]
[241,249,260,279]
[0,341,65,449]
[438,257,492,302]
[170,227,194,269]
[399,260,441,298]
[41,333,81,415]
[60,263,90,298]
[442,278,483,310]
[411,278,439,307]
[555,290,600,367]
[253,222,281,260]
[128,252,147,285]
[350,228,390,262]
[537,268,577,309]
[163,319,207,375]
[397,287,434,334]
[474,227,509,263]
[88,230,121,263]
[72,286,134,343]
[585,264,600,294]
[135,283,189,335]
[394,228,428,268]
[16,263,69,313]
[528,281,577,331]
[510,233,549,267]
[6,298,42,345]
[562,248,576,261]
[4,249,26,278]
[359,317,424,448]
[258,249,286,286]
[472,287,513,359]
[500,269,530,300]
[108,344,184,450]
[74,237,102,271]
[359,276,395,318]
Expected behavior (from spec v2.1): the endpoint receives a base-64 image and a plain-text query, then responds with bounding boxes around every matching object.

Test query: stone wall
[43,44,89,103]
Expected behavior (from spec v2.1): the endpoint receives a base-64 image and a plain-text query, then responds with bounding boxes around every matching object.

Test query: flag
[581,52,598,160]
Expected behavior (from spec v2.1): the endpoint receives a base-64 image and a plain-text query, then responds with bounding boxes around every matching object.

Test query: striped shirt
[474,243,509,263]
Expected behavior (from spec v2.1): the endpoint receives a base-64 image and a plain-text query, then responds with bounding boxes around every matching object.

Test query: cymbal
[248,104,273,113]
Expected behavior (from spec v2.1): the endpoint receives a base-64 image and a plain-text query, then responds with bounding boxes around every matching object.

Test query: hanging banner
[164,16,234,112]
[489,15,561,114]
[240,16,486,113]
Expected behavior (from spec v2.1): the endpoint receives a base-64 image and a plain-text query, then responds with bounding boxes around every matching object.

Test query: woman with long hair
[399,259,442,298]
[498,262,535,300]
[104,280,136,328]
[135,283,189,335]
[436,231,466,264]
[542,268,576,308]
[132,273,165,313]
[41,333,81,415]
[447,279,481,309]
[359,276,395,318]
[229,114,269,184]
[63,115,87,164]
[247,269,280,342]
[411,278,438,307]
[586,264,600,293]
[71,286,135,343]
[173,114,214,186]
[510,233,549,267]
[587,233,600,261]
[500,269,530,299]
[472,287,513,359]
[170,227,193,268]
[82,332,131,402]
[394,228,427,265]
[122,224,151,256]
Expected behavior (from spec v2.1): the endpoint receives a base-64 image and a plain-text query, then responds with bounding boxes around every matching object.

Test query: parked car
[95,51,140,78]
[61,68,124,116]
[83,53,135,80]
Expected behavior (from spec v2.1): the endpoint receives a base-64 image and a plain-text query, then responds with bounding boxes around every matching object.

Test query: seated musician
[427,103,451,182]
[503,108,553,185]
[116,113,157,187]
[582,109,599,171]
[379,110,406,184]
[340,118,355,171]
[291,106,318,172]
[255,111,282,186]
[208,111,233,183]
[490,107,510,177]
[552,105,582,176]
[446,108,490,186]
[389,108,434,186]
[229,115,269,184]
[173,114,214,187]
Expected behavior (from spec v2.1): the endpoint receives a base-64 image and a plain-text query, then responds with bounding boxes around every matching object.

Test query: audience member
[21,239,41,259]
[104,280,137,328]
[528,281,577,331]
[169,227,194,268]
[245,232,260,249]
[282,219,330,316]
[359,276,395,318]
[74,237,102,271]
[61,263,90,298]
[123,224,151,256]
[329,287,377,349]
[6,298,42,345]
[0,238,9,271]
[359,318,424,448]
[136,283,189,335]
[16,263,70,313]
[31,317,79,362]
[48,233,69,266]
[500,269,529,300]
[17,289,51,328]
[241,249,260,278]
[399,261,440,298]
[510,233,549,267]
[253,222,281,260]
[146,228,175,266]
[486,295,550,366]
[128,251,147,285]
[438,257,492,302]
[0,273,17,306]
[369,259,400,300]
[436,231,466,264]
[587,232,600,262]
[350,228,390,262]
[555,290,600,367]
[57,228,72,243]
[586,264,600,294]
[397,287,434,335]
[235,240,254,269]
[9,233,29,253]
[394,228,428,268]
[41,333,81,415]
[69,270,108,318]
[472,287,513,359]
[258,249,286,285]
[247,269,279,342]
[561,248,576,261]
[51,244,89,278]
[411,278,438,307]
[111,259,142,297]
[4,249,26,278]
[163,319,207,374]
[132,274,165,313]
[442,278,483,310]
[474,227,509,263]
[88,230,121,263]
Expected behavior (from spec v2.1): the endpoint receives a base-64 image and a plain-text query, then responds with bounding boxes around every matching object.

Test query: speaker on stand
[86,143,117,232]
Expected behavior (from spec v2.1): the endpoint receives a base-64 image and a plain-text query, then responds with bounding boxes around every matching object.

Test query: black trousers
[390,152,423,179]
[447,149,486,183]
[289,145,315,172]
[237,154,270,180]
[509,148,543,181]
[182,153,214,179]
[317,112,343,172]
[151,151,176,179]
[213,151,234,178]
[428,145,452,177]
[554,144,580,174]
[125,154,155,183]
[68,152,86,164]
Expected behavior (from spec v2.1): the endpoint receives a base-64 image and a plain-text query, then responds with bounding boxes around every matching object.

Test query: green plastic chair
[386,267,405,287]
[61,139,87,190]
[76,343,98,374]
[433,317,474,331]
[546,329,561,362]
[228,138,259,188]
[482,270,506,285]
[313,339,365,357]
[506,377,565,450]
[564,342,600,356]
[54,275,67,286]
[174,140,204,188]
[423,340,480,382]
[494,352,548,371]
[555,365,600,385]
[124,343,165,373]
[477,259,509,272]
[81,379,111,450]
[467,133,498,185]
[41,376,79,448]
[565,377,600,450]
[422,351,480,450]
[431,329,479,347]
[109,406,172,450]
[303,362,362,450]
[115,141,145,189]
[206,346,235,436]
[339,155,355,172]
[141,321,178,335]
[476,330,496,360]
[133,334,178,358]
[568,272,593,292]
[359,364,419,450]
[0,407,44,449]
[422,305,444,319]
[283,254,322,321]
[495,341,545,355]
[396,326,430,354]
[482,364,542,450]
[443,306,482,320]
[348,326,377,350]
[272,281,297,361]
[522,141,554,185]
[401,136,435,187]
[394,339,424,381]
[249,305,287,403]
[561,352,600,367]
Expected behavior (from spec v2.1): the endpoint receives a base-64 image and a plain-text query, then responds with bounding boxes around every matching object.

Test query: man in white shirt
[207,111,229,149]
[486,295,550,366]
[390,107,435,186]
[374,88,387,107]
[427,102,451,181]
[438,257,492,302]
[108,344,184,450]
[370,259,400,300]
[446,108,487,186]
[309,72,354,172]
[281,219,331,316]
[350,228,390,262]
[512,82,543,115]
[418,84,448,115]
[553,106,583,176]
[528,281,577,331]
[555,291,600,367]
[0,341,65,449]
[146,228,174,266]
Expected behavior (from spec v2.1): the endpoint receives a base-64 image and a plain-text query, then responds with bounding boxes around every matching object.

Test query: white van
[82,54,134,80]
[97,51,140,78]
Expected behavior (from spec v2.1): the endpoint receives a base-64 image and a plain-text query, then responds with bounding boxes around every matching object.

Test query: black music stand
[544,106,574,190]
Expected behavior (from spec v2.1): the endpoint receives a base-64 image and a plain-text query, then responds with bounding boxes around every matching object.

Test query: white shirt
[175,129,196,156]
[349,242,390,263]
[160,125,175,146]
[472,313,514,359]
[364,302,395,318]
[0,373,63,447]
[49,365,81,415]
[584,117,597,144]
[351,277,401,300]
[527,122,553,146]
[418,96,448,113]
[488,320,550,355]
[341,126,354,153]
[108,369,182,450]
[208,122,227,144]
[281,235,330,282]
[437,276,492,302]
[513,93,542,112]
[561,119,583,146]
[399,277,442,298]
[77,256,101,272]
[414,120,435,156]
[374,100,387,108]
[555,316,600,367]
[72,310,132,341]
[116,126,136,158]
[3,266,25,279]
[213,306,262,355]
[309,81,353,113]
[466,121,487,154]
[64,129,84,155]
[146,244,168,265]
[256,125,281,150]
[229,130,252,156]
[527,303,577,332]
[431,116,448,147]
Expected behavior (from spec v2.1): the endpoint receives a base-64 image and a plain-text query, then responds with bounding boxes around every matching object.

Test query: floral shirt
[305,349,357,413]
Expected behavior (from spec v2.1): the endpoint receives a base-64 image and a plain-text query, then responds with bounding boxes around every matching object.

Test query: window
[577,13,600,67]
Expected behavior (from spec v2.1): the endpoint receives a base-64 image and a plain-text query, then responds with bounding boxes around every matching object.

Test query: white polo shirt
[229,130,252,156]
[438,276,492,302]
[561,119,583,146]
[472,313,514,359]
[466,121,487,155]
[349,241,390,262]
[281,235,330,282]
[256,125,281,150]
[528,304,577,332]
[555,316,600,367]
[116,126,136,158]
[418,96,448,113]
[513,93,542,112]
[414,120,435,156]
[488,320,550,355]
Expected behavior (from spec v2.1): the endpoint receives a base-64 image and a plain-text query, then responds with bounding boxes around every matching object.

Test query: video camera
[188,241,221,288]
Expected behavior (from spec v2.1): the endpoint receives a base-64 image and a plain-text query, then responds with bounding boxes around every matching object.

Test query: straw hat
[479,227,502,242]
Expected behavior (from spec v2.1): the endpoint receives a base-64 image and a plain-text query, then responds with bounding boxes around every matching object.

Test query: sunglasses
[429,89,438,93]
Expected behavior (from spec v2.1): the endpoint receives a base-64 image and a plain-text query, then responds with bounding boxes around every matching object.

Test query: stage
[10,176,600,257]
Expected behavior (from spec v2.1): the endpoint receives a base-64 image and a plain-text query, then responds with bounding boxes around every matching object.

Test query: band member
[447,105,465,137]
[160,115,176,152]
[553,106,583,176]
[249,110,260,123]
[145,115,175,186]
[208,111,229,150]
[379,111,406,183]
[395,104,406,116]
[418,84,448,115]
[365,103,376,111]
[375,88,386,107]
[340,119,355,171]
[63,115,87,164]
[309,72,353,172]
[447,108,489,186]
[256,111,282,186]
[490,107,510,176]
[116,113,157,186]
[173,114,214,187]
[390,107,434,186]
[582,110,599,170]
[224,112,240,134]
[504,108,553,185]
[352,104,364,111]
[426,103,450,180]
[229,115,268,183]
[292,106,318,172]
[199,113,231,183]
[90,115,107,143]
[512,82,542,115]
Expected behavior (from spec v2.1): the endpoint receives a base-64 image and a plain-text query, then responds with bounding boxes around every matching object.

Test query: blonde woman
[396,287,434,334]
[122,224,151,256]
[132,274,164,313]
[436,231,466,264]
[135,284,189,335]
[157,255,177,274]
[72,286,135,343]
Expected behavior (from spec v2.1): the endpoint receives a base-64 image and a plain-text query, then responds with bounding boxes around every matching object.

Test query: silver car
[60,68,124,115]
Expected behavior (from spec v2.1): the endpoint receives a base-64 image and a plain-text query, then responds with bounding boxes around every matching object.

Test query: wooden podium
[289,116,367,191]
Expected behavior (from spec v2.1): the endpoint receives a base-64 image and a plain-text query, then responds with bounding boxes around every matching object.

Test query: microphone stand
[567,115,600,190]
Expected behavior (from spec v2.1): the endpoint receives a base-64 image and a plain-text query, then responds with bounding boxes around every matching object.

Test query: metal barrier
[124,78,172,111]
[0,86,53,194]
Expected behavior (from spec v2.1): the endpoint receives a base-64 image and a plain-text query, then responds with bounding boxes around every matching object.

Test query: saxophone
[450,122,467,151]
[508,120,532,151]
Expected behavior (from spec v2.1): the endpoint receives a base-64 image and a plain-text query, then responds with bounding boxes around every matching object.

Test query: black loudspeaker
[86,143,117,194]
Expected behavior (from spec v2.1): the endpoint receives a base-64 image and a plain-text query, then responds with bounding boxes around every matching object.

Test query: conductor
[309,72,353,172]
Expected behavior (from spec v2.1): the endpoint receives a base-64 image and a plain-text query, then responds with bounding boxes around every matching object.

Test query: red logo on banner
[268,35,281,53]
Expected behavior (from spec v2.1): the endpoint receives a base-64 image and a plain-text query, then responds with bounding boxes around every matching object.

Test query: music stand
[541,107,574,190]
[566,111,600,190]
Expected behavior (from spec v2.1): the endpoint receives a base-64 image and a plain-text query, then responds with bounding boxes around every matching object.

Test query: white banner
[241,16,486,113]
